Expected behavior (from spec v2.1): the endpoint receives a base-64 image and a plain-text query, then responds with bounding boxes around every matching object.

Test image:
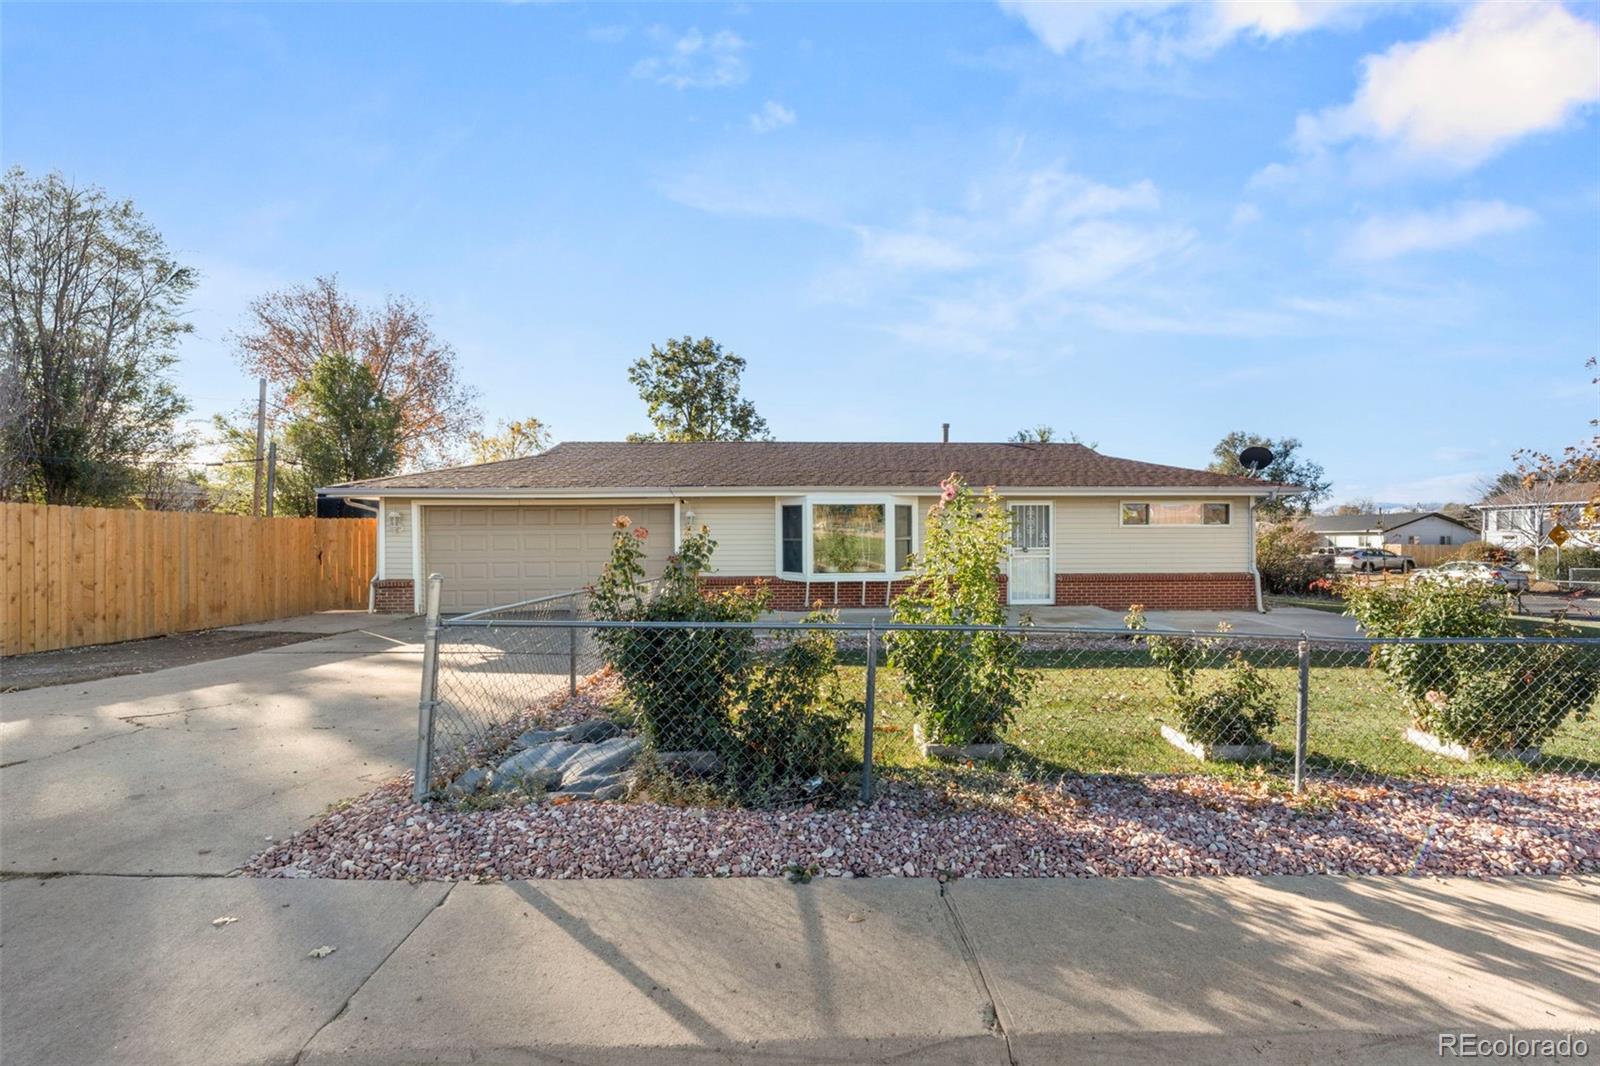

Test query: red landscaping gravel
[245,773,1599,881]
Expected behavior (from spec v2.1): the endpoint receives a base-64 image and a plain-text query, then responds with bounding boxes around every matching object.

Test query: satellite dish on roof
[1238,446,1275,473]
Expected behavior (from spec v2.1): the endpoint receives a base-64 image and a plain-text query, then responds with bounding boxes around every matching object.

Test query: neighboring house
[321,441,1296,615]
[1474,482,1600,552]
[1309,511,1480,550]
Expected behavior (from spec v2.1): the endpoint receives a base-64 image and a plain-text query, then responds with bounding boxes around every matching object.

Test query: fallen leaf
[846,912,866,924]
[211,916,240,928]
[307,945,337,959]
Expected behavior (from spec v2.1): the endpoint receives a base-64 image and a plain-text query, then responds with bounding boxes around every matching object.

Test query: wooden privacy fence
[0,503,377,656]
[1383,543,1466,568]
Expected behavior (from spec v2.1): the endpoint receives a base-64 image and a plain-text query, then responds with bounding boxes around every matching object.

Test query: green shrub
[592,520,858,805]
[1340,578,1598,751]
[1126,607,1279,748]
[1534,546,1600,581]
[591,518,765,752]
[732,621,860,804]
[887,475,1035,746]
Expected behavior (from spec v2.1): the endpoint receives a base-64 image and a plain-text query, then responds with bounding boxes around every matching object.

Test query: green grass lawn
[832,650,1600,783]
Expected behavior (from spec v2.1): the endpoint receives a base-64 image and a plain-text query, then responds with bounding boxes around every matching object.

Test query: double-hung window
[780,504,804,574]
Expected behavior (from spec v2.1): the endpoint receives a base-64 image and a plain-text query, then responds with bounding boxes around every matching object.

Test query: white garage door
[425,504,675,613]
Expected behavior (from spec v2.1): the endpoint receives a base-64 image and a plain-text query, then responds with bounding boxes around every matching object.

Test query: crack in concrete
[939,882,1018,1066]
[290,882,456,1066]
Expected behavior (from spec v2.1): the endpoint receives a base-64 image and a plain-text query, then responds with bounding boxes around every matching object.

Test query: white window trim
[1119,499,1234,528]
[773,493,919,582]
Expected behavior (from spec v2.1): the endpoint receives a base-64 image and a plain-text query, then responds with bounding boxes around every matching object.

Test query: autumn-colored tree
[1513,356,1599,527]
[231,275,477,466]
[467,416,550,464]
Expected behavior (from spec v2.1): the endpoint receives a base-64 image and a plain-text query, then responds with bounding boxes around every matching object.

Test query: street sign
[1549,524,1571,547]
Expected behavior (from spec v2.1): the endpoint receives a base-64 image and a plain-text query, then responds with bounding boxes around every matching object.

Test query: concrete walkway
[2,874,1594,1065]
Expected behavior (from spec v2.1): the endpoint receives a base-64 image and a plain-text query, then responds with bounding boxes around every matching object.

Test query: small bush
[1534,546,1600,581]
[1256,521,1326,595]
[591,518,765,753]
[1126,607,1279,748]
[732,621,860,805]
[1340,578,1599,751]
[887,474,1035,746]
[1452,541,1518,566]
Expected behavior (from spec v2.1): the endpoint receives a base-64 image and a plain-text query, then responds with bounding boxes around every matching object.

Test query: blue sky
[5,1,1598,506]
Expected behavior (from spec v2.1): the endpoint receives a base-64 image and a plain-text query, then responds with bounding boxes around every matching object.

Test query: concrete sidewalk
[4,874,1594,1066]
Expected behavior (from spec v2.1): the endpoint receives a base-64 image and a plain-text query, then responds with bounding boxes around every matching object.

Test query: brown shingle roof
[323,441,1290,495]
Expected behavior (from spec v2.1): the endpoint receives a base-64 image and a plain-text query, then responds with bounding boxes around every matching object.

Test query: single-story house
[321,441,1296,615]
[1475,482,1599,551]
[1308,510,1480,550]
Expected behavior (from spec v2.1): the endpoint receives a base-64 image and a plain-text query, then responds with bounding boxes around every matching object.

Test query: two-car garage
[422,504,674,613]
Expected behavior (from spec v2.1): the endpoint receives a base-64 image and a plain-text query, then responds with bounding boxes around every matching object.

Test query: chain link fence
[412,577,1600,808]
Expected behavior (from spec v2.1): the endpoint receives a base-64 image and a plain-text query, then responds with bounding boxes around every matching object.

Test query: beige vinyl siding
[1052,495,1250,573]
[382,498,415,580]
[685,496,777,574]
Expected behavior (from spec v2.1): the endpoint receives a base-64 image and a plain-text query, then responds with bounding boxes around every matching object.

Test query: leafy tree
[467,416,550,464]
[231,275,477,467]
[279,353,402,515]
[1009,424,1097,447]
[1329,498,1377,515]
[888,475,1034,746]
[1207,431,1330,519]
[0,168,194,504]
[204,353,401,516]
[627,336,770,442]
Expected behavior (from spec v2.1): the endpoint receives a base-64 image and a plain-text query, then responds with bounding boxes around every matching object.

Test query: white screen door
[1008,503,1053,604]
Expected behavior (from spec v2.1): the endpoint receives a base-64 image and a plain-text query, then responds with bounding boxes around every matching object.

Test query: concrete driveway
[0,614,426,875]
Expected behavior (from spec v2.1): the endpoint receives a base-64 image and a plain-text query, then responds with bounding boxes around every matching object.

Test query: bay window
[777,497,917,578]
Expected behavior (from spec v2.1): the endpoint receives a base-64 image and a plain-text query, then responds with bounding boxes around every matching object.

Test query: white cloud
[1231,202,1262,226]
[855,227,975,271]
[996,0,1366,60]
[632,28,748,89]
[749,100,795,133]
[1294,2,1600,170]
[1344,200,1537,261]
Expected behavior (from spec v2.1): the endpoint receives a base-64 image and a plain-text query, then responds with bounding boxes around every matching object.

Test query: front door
[1007,502,1053,604]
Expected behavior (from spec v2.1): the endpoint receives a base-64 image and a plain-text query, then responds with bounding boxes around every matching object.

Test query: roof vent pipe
[941,423,950,443]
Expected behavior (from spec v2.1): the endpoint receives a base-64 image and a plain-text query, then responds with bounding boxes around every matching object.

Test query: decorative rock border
[245,773,1599,882]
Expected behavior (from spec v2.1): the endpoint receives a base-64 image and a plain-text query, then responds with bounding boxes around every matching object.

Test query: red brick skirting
[1055,572,1257,611]
[698,572,1256,612]
[372,578,415,613]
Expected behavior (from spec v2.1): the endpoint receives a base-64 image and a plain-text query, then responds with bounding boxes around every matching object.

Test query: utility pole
[265,441,278,518]
[251,377,267,518]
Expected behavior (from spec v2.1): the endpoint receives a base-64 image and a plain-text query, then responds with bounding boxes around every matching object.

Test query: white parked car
[1413,560,1529,592]
[1333,548,1415,573]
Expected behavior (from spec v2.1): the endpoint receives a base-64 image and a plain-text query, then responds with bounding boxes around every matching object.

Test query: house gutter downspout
[1248,493,1266,613]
